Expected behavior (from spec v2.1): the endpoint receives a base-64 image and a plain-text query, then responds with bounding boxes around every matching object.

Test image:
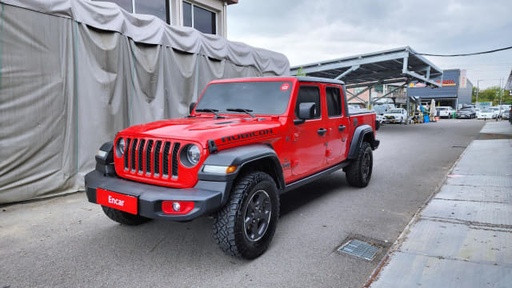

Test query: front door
[289,85,327,181]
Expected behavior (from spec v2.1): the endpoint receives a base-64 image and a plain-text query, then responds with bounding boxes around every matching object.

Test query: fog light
[162,201,195,215]
[172,202,181,212]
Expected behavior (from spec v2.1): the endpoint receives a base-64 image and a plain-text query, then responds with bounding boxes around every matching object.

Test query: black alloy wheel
[213,171,279,259]
[345,141,373,188]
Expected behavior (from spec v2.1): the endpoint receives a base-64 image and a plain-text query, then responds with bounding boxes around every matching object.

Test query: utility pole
[476,80,481,105]
[500,78,503,106]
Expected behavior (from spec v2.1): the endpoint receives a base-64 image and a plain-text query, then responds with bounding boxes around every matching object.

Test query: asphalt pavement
[366,120,512,287]
[0,119,507,288]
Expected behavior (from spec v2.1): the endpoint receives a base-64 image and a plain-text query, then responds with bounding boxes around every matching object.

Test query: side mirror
[299,102,316,119]
[294,102,316,124]
[189,102,196,115]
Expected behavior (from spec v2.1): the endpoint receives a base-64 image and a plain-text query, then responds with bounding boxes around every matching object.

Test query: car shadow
[279,171,348,217]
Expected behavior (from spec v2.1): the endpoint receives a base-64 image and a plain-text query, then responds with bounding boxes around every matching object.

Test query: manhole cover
[337,239,381,261]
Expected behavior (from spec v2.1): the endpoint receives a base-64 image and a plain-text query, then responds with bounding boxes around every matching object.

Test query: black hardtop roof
[296,76,345,85]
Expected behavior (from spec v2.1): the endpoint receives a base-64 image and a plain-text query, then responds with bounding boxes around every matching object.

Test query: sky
[227,0,512,90]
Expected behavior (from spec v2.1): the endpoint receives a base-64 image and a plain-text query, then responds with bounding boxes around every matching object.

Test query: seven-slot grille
[123,138,181,178]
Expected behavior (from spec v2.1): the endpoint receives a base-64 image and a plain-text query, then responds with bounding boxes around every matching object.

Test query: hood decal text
[221,129,273,143]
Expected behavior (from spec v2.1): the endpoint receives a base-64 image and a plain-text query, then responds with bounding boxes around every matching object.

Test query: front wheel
[345,142,373,187]
[213,171,279,259]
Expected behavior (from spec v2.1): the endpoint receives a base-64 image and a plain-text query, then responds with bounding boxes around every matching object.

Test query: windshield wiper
[227,108,255,118]
[195,108,223,119]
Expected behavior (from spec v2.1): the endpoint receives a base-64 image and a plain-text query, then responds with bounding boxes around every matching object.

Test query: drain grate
[337,239,381,261]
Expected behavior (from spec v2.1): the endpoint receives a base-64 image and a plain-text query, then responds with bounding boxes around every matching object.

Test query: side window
[296,86,321,119]
[326,86,342,117]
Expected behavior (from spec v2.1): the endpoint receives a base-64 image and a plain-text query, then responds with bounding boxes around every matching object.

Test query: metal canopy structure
[290,46,443,89]
[506,69,512,91]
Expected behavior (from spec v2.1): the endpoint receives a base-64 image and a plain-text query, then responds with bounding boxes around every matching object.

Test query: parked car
[477,109,494,120]
[435,106,455,118]
[375,114,384,129]
[376,114,385,124]
[502,109,510,120]
[348,104,364,110]
[488,106,505,119]
[383,108,408,124]
[456,107,476,119]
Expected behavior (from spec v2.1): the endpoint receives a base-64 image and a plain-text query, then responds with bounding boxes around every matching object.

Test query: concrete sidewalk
[367,120,512,288]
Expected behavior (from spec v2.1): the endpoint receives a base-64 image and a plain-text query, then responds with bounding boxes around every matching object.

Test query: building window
[93,0,170,24]
[183,2,217,34]
[134,0,168,23]
[103,0,132,12]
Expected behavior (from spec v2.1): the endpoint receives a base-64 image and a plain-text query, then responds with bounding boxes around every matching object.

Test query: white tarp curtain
[0,0,290,204]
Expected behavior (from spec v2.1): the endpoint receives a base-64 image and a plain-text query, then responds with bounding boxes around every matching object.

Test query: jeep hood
[118,116,283,149]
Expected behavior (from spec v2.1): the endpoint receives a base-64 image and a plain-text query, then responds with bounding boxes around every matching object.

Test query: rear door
[324,85,350,164]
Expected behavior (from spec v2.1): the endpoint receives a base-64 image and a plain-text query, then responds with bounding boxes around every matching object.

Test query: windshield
[195,81,292,115]
[388,109,402,114]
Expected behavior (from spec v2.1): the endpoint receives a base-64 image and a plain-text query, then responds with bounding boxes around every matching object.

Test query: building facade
[407,69,473,108]
[0,0,289,204]
[91,0,238,36]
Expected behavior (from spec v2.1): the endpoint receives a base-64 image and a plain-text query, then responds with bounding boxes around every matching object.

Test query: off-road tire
[345,141,373,187]
[213,171,279,259]
[101,206,152,225]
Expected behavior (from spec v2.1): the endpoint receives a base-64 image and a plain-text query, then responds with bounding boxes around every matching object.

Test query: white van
[436,106,455,118]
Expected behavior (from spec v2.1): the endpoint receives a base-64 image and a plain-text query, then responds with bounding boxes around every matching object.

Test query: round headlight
[186,145,201,166]
[115,138,126,158]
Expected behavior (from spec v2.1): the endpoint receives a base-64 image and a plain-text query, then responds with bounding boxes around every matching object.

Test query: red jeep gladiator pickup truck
[85,76,379,259]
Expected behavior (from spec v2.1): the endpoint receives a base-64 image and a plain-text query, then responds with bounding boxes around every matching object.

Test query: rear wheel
[101,206,151,225]
[213,171,279,259]
[345,142,373,187]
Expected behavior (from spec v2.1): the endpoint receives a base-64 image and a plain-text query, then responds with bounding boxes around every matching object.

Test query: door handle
[317,128,327,136]
[338,125,346,132]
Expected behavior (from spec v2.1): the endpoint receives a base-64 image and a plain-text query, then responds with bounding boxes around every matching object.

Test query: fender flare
[198,144,285,202]
[347,125,378,160]
[94,141,116,176]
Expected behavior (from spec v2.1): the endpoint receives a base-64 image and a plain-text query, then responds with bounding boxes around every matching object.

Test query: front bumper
[85,170,229,221]
[384,117,401,123]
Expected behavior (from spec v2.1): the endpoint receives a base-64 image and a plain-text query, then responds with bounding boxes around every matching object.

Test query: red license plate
[96,188,138,215]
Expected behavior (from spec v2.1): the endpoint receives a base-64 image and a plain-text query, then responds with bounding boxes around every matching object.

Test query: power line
[414,45,512,57]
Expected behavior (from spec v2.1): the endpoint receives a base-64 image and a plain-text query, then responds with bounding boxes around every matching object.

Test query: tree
[295,67,306,76]
[472,86,511,105]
